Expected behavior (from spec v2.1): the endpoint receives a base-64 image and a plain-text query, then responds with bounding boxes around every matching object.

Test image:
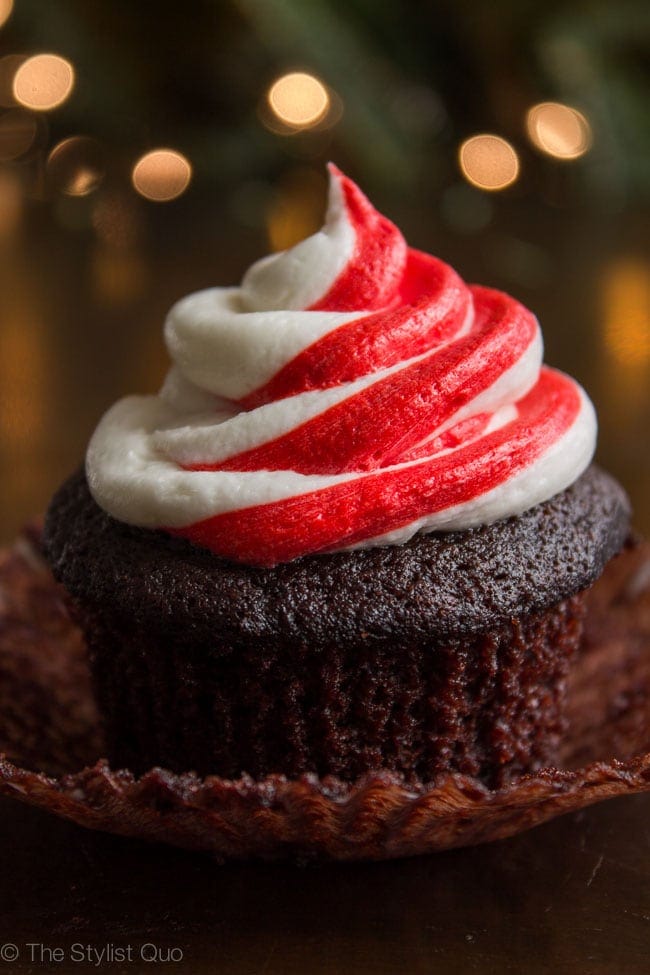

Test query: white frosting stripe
[165,290,366,402]
[240,164,355,312]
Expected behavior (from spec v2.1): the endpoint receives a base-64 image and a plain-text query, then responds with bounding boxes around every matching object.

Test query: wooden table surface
[0,791,648,975]
[0,195,648,973]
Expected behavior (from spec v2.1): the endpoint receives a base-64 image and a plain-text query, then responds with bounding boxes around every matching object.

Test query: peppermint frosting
[86,164,597,566]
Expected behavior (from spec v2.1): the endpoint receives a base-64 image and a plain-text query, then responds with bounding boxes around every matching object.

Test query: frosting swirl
[87,165,597,566]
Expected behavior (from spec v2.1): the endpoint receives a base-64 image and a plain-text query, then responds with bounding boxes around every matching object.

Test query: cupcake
[44,165,630,787]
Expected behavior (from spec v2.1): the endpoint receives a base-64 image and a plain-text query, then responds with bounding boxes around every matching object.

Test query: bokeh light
[131,148,192,202]
[0,0,13,29]
[12,54,75,111]
[0,109,38,160]
[267,72,330,130]
[46,136,105,196]
[458,134,520,191]
[526,102,592,160]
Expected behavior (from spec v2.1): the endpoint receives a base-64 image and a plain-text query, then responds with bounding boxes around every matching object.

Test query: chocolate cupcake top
[85,166,597,566]
[45,465,629,643]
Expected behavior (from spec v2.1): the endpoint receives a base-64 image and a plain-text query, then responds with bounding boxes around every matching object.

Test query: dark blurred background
[0,0,648,539]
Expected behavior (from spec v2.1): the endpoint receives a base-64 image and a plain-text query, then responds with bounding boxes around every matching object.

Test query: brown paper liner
[0,525,648,861]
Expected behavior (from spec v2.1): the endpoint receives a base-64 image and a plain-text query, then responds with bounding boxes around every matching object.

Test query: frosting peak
[241,164,408,314]
[87,165,597,566]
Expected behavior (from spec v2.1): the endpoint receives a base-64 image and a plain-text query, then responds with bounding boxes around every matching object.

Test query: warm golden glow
[0,168,22,240]
[526,102,592,160]
[13,54,75,111]
[68,168,94,195]
[92,193,141,249]
[47,136,104,196]
[91,246,148,303]
[267,72,330,129]
[266,169,326,252]
[603,258,650,367]
[0,309,46,447]
[0,109,38,160]
[458,134,520,191]
[0,0,14,29]
[131,148,192,202]
[91,191,146,301]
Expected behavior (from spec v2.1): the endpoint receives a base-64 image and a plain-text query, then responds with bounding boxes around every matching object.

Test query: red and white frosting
[87,165,596,566]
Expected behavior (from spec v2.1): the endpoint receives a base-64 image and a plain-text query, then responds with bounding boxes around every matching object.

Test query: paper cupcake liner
[0,525,648,861]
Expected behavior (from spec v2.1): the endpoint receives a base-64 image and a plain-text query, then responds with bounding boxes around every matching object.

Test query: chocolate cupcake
[44,166,630,787]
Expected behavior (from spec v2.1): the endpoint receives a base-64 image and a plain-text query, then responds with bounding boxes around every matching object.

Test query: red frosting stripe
[239,250,470,410]
[307,163,408,313]
[189,286,537,476]
[170,368,582,566]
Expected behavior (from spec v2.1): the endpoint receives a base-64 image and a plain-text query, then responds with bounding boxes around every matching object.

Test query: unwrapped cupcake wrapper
[0,527,649,861]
